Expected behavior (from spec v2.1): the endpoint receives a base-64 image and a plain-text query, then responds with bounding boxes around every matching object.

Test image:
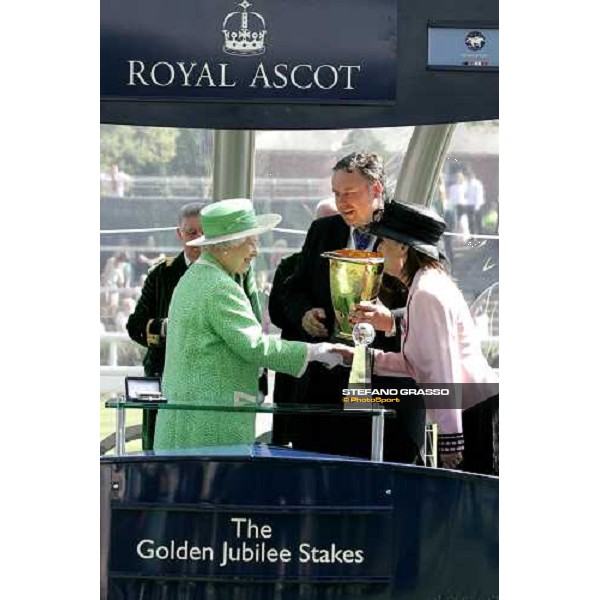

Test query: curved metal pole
[213,130,256,200]
[394,124,456,207]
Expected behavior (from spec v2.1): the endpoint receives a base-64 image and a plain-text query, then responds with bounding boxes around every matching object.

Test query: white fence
[100,176,332,201]
[100,333,143,392]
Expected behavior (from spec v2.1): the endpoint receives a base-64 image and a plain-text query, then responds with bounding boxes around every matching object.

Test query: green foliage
[482,209,499,234]
[100,125,179,175]
[169,129,214,176]
[100,125,215,177]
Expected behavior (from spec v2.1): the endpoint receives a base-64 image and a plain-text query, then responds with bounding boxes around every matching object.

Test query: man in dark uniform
[273,152,425,463]
[126,203,203,449]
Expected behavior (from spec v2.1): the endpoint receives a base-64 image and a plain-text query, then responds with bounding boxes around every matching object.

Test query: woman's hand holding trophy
[349,300,394,333]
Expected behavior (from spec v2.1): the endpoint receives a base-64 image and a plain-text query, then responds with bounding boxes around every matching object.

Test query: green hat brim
[187,213,281,247]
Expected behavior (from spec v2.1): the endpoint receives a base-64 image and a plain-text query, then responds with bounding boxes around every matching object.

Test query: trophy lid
[321,249,384,264]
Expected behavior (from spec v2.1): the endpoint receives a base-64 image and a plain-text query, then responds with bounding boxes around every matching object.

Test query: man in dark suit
[269,199,339,446]
[268,251,303,445]
[274,152,425,463]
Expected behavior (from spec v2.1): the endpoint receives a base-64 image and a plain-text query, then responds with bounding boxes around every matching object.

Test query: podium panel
[101,446,498,599]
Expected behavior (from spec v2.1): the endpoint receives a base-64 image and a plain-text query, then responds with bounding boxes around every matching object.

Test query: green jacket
[126,252,264,378]
[154,253,308,450]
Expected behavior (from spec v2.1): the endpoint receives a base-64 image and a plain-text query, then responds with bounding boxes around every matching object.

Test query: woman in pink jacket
[345,201,498,473]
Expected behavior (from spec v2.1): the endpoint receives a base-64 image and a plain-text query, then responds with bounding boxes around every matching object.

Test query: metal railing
[100,176,332,200]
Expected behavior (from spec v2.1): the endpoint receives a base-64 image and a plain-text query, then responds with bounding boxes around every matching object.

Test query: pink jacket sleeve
[373,287,462,436]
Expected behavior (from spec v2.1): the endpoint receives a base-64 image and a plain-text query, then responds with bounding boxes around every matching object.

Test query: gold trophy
[321,249,385,343]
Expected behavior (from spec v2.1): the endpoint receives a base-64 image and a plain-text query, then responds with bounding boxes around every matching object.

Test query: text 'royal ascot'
[127,61,362,91]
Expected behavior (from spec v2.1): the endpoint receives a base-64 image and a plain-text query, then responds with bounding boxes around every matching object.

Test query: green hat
[187,198,281,247]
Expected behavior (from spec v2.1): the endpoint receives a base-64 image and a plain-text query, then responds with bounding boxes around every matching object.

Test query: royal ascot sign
[101,0,397,104]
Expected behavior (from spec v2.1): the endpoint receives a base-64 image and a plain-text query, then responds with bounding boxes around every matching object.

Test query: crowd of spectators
[436,164,498,237]
[100,164,132,198]
[101,251,138,333]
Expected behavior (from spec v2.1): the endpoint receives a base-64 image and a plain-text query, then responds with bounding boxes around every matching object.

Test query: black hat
[368,201,446,259]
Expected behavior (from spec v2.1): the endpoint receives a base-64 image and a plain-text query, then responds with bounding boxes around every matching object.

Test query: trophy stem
[347,323,384,462]
[349,345,371,386]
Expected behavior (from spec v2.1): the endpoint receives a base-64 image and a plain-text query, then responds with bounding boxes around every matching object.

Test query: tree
[339,129,389,162]
[100,125,179,175]
[168,129,214,177]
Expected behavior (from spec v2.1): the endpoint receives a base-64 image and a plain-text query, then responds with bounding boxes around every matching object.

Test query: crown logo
[222,0,267,56]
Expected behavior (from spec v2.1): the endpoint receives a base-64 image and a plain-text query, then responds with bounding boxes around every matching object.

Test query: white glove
[308,343,344,369]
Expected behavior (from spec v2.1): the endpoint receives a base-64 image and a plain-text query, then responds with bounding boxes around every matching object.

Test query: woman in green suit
[154,198,339,450]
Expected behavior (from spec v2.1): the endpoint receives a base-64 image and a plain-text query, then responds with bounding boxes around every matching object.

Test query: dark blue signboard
[101,447,499,599]
[101,0,499,144]
[101,0,397,104]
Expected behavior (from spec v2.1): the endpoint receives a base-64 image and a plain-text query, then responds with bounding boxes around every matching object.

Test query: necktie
[353,229,372,251]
